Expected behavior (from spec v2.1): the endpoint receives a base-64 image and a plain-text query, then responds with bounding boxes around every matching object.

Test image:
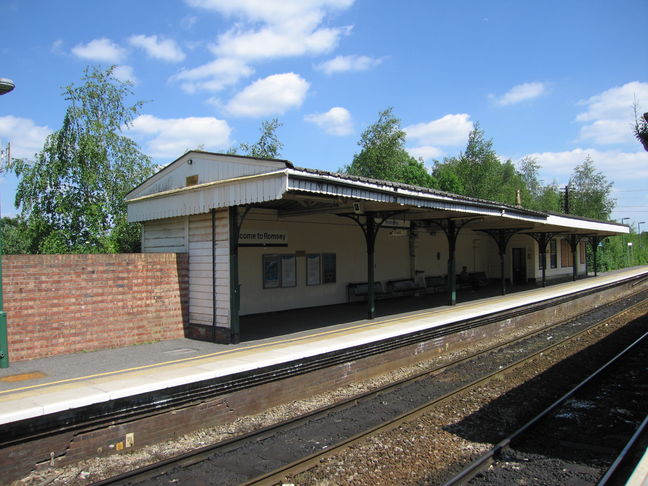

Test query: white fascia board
[128,169,288,222]
[286,169,546,224]
[545,214,629,234]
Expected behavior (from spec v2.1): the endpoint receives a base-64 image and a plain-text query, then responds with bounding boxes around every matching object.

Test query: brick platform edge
[2,253,189,362]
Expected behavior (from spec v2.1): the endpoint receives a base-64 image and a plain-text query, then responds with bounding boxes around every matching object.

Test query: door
[512,248,527,284]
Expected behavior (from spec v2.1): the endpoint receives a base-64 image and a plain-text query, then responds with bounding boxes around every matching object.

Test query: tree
[633,104,648,152]
[567,155,615,220]
[343,108,436,187]
[231,118,284,159]
[517,156,561,212]
[10,66,154,253]
[0,217,30,254]
[432,124,526,204]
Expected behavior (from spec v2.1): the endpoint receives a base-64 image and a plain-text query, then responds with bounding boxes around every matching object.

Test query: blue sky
[1,0,647,228]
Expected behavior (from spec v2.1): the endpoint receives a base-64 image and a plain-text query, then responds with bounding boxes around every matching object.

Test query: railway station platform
[1,267,646,424]
[1,266,647,483]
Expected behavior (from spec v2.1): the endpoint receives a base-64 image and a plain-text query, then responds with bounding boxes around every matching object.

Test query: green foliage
[517,156,562,212]
[633,105,648,152]
[0,217,30,254]
[432,125,526,205]
[10,66,153,254]
[343,108,436,187]
[567,155,614,220]
[232,119,284,159]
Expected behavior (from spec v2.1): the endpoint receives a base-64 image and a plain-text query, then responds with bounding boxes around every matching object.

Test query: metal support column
[477,228,529,296]
[228,206,250,344]
[340,211,402,319]
[587,235,604,277]
[366,215,376,318]
[526,232,558,287]
[565,234,585,281]
[0,247,8,367]
[427,218,477,306]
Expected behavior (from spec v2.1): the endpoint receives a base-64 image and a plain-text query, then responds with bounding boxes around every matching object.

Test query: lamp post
[0,77,14,368]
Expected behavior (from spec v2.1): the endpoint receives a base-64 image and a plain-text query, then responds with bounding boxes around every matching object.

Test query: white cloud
[112,65,137,84]
[51,39,65,55]
[128,114,231,158]
[225,73,310,117]
[405,114,474,146]
[525,148,648,181]
[404,114,474,161]
[128,34,186,62]
[576,81,648,145]
[0,116,51,160]
[407,146,444,161]
[187,0,354,25]
[211,23,351,61]
[315,55,382,75]
[171,58,253,93]
[188,0,354,61]
[305,107,352,135]
[71,38,126,63]
[490,82,547,106]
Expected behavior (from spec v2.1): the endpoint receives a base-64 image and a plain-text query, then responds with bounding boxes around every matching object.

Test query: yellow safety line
[1,269,641,396]
[1,299,494,395]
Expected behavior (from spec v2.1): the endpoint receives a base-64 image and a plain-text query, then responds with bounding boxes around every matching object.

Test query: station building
[125,151,628,344]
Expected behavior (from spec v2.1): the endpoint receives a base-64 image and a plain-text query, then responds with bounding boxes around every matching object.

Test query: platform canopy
[126,151,628,237]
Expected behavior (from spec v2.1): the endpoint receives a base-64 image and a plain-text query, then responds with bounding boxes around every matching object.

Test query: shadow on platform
[240,276,581,342]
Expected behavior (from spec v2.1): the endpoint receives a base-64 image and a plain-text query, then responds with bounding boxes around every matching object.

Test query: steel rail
[596,414,648,486]
[242,298,648,486]
[442,330,648,486]
[90,293,648,486]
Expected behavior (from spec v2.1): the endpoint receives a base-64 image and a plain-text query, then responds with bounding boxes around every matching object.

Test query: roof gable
[126,151,292,200]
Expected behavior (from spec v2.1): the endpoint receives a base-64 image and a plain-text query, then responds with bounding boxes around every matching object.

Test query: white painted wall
[143,209,590,321]
[187,211,230,327]
[239,211,371,315]
[141,216,188,253]
[529,237,587,281]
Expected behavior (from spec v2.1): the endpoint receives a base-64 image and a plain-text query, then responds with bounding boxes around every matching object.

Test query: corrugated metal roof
[124,154,629,236]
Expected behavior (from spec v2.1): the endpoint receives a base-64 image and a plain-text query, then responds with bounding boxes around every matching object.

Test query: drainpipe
[447,220,457,306]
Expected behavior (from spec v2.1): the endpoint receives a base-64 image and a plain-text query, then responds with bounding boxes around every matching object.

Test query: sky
[1,0,647,229]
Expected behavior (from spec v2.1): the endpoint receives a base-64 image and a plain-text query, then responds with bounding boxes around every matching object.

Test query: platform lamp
[0,77,15,368]
[638,222,645,249]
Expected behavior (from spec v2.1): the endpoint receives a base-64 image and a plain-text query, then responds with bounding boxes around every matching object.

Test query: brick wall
[2,253,189,362]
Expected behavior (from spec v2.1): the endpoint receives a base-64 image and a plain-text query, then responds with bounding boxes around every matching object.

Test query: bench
[347,281,387,302]
[424,275,446,293]
[457,272,489,290]
[386,278,425,296]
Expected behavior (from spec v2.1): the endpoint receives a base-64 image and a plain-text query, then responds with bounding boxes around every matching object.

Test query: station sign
[239,230,288,247]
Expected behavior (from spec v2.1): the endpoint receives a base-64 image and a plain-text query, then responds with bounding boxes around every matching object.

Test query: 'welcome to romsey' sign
[239,230,288,247]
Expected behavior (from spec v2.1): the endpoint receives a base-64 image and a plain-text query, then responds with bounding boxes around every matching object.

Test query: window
[263,254,296,288]
[322,253,337,283]
[560,239,574,267]
[579,241,586,264]
[306,254,321,285]
[281,254,296,287]
[263,254,281,289]
[550,240,557,269]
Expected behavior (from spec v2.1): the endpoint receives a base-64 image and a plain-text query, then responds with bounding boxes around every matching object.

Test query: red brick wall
[2,253,189,362]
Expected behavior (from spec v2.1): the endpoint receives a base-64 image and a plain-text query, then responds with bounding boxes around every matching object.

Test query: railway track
[445,330,648,485]
[90,290,648,486]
